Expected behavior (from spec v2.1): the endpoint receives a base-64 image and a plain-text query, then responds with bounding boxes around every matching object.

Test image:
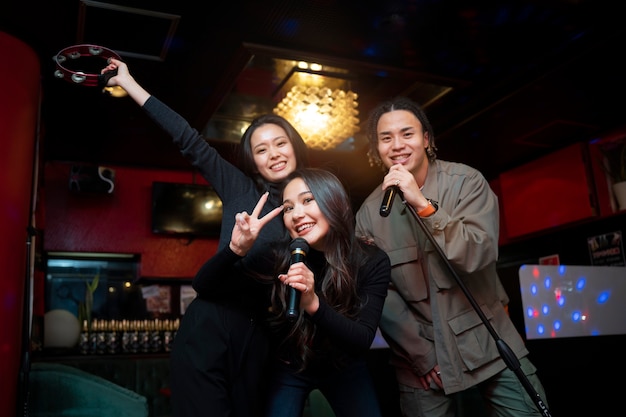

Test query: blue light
[576,278,586,291]
[363,46,378,58]
[558,265,567,275]
[542,304,550,315]
[278,19,300,37]
[537,324,545,335]
[557,296,565,307]
[597,291,610,304]
[554,320,561,331]
[544,276,551,289]
[571,311,581,321]
[527,307,534,317]
[530,284,538,295]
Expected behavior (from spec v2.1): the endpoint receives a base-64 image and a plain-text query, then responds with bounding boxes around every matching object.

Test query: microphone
[286,237,310,321]
[380,186,398,217]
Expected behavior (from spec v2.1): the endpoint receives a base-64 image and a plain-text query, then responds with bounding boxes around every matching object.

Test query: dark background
[5,1,626,416]
[3,0,626,207]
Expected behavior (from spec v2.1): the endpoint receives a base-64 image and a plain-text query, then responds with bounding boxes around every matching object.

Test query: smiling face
[250,123,298,183]
[281,177,329,251]
[376,109,430,177]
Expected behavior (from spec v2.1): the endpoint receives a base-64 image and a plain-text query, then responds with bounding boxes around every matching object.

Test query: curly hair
[268,168,369,372]
[365,96,437,170]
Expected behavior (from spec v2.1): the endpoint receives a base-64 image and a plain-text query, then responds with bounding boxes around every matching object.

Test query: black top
[195,240,391,372]
[143,96,289,313]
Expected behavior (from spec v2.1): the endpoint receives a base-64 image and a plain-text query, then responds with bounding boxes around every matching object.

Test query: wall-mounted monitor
[151,182,222,237]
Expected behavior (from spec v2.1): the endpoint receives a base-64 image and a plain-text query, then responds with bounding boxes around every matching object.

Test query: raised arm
[101,58,150,106]
[100,56,252,238]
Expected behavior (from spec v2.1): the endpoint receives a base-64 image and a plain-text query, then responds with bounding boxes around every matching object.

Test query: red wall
[42,162,219,278]
[499,143,597,239]
[0,32,40,417]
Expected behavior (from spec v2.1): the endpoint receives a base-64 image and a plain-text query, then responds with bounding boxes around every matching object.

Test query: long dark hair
[269,168,369,371]
[237,114,310,190]
[366,96,437,170]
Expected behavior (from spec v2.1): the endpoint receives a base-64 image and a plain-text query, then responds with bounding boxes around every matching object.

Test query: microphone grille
[289,237,309,253]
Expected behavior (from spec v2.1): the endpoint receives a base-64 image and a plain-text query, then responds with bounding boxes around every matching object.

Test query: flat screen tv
[151,182,223,237]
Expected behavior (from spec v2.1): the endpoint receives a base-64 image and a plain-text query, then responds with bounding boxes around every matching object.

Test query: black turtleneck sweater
[195,240,391,371]
[143,96,289,314]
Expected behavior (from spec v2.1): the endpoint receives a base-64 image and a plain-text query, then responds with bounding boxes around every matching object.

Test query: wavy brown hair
[268,168,369,371]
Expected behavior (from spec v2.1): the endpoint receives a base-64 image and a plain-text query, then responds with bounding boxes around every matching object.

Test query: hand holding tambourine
[53,44,127,96]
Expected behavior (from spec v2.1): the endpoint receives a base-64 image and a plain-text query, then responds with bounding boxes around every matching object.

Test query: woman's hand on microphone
[278,263,319,314]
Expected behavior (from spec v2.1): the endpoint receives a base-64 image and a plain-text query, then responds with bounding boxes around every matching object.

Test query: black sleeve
[308,247,391,355]
[192,245,242,295]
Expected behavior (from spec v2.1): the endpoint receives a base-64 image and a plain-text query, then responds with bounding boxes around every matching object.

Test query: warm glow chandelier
[273,62,360,150]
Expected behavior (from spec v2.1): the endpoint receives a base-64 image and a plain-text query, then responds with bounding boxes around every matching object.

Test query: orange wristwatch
[418,199,438,217]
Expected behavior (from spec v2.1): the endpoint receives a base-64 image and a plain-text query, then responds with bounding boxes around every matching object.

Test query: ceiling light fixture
[273,61,359,151]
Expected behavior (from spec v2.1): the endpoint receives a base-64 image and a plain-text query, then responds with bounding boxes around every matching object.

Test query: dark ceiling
[3,0,626,207]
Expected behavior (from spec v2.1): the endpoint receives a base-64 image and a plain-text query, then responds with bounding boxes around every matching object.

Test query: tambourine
[53,44,120,88]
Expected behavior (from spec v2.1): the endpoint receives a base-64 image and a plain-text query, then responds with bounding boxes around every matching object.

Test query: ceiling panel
[2,0,625,206]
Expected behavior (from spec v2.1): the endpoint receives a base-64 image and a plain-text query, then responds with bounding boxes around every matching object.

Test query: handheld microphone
[286,237,310,321]
[380,186,398,217]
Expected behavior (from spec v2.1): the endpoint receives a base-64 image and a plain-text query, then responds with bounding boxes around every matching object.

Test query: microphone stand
[397,193,552,417]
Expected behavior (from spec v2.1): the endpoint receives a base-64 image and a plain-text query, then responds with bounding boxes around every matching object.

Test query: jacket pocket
[387,246,428,302]
[448,305,500,371]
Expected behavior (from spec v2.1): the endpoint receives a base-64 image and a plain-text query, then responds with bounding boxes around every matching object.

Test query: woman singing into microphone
[193,168,391,417]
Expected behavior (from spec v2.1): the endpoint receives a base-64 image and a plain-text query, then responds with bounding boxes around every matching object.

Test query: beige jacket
[355,159,531,394]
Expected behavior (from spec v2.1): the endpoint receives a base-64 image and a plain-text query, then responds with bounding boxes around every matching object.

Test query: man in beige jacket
[355,96,549,417]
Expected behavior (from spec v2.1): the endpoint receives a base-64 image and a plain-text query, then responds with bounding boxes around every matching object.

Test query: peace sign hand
[229,192,283,256]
